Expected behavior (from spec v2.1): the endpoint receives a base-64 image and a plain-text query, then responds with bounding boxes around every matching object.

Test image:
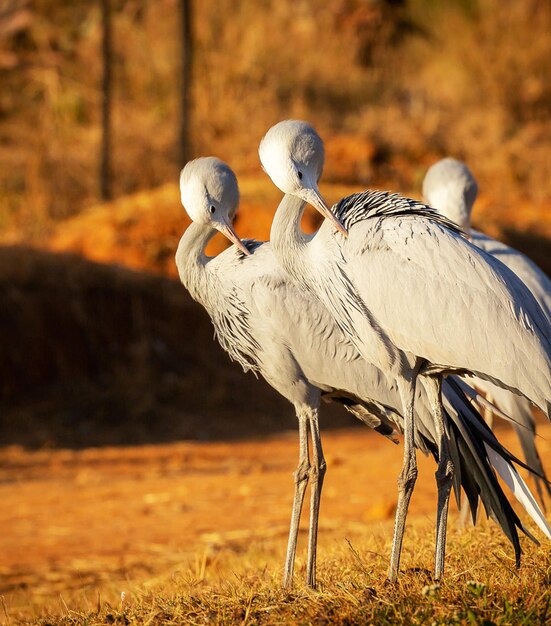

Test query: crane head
[259,120,348,237]
[180,157,251,256]
[422,158,478,236]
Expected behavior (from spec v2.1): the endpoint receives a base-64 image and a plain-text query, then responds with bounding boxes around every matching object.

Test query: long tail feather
[323,392,400,443]
[442,383,530,564]
[453,378,530,429]
[514,423,551,507]
[447,378,550,480]
[458,377,551,506]
[485,443,551,540]
[443,409,523,565]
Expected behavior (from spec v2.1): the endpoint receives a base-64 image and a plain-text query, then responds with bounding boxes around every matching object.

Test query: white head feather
[180,157,239,226]
[422,158,478,235]
[179,157,249,255]
[259,120,347,235]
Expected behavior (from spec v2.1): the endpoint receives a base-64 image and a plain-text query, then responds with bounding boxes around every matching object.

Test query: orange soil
[37,177,551,281]
[2,423,550,614]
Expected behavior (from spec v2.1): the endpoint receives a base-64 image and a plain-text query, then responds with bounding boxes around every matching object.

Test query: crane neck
[270,193,313,284]
[175,221,218,304]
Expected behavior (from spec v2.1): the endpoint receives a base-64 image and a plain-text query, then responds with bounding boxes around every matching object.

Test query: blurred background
[1,0,550,447]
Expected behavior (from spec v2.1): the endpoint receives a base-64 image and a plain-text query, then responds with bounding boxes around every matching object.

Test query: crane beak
[216,219,251,256]
[303,188,348,237]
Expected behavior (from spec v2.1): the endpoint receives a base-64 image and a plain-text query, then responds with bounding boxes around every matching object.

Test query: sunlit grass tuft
[11,521,550,625]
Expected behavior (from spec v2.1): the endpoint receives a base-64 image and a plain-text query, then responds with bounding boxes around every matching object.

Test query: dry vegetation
[2,425,550,625]
[1,1,551,624]
[23,535,549,626]
[1,0,551,235]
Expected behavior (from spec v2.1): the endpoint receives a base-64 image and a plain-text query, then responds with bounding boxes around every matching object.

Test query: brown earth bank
[38,178,551,279]
[1,423,550,621]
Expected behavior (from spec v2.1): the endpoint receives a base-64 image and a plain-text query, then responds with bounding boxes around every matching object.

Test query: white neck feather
[270,193,313,285]
[175,222,218,304]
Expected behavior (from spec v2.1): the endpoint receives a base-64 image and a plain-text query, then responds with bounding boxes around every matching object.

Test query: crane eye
[297,171,303,180]
[210,205,216,214]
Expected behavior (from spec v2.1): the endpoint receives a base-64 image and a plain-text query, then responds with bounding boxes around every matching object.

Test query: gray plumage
[260,119,551,582]
[176,157,547,590]
[423,157,551,321]
[423,157,551,502]
[178,158,259,372]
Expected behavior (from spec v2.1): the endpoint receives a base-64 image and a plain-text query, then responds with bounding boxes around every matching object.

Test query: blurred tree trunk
[180,0,193,166]
[100,0,112,200]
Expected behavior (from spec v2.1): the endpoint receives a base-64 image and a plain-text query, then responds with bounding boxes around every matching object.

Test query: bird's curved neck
[436,190,472,236]
[270,193,313,284]
[448,197,472,236]
[176,222,218,303]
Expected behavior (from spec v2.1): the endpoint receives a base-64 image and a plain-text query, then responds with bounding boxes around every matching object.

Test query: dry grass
[1,4,550,623]
[5,525,550,625]
[2,0,551,237]
[2,426,550,625]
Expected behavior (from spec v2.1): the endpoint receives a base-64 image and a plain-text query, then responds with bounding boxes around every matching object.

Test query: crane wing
[325,192,551,415]
[472,229,551,323]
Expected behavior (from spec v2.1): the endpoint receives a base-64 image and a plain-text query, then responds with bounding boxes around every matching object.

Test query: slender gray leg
[388,376,418,582]
[423,375,454,581]
[306,409,326,589]
[283,412,310,589]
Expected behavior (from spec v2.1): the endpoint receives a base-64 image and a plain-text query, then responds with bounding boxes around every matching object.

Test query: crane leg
[306,409,326,589]
[424,375,454,581]
[388,376,418,582]
[283,412,310,589]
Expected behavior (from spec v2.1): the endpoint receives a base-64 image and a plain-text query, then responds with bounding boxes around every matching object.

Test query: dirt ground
[2,421,550,620]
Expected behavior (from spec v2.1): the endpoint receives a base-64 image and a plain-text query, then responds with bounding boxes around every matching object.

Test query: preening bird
[423,157,551,503]
[176,157,549,589]
[259,120,551,581]
[422,158,551,322]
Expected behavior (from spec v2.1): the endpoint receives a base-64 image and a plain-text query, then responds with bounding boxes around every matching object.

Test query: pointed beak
[303,188,348,237]
[216,218,251,256]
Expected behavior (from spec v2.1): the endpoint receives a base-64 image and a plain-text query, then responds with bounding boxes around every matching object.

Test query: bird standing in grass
[259,119,551,581]
[176,156,549,588]
[423,157,551,504]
